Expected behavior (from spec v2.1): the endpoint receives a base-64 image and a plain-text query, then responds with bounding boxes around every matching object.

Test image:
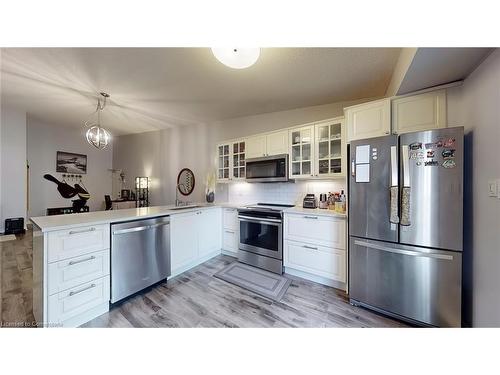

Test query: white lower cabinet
[285,240,346,282]
[285,213,346,249]
[198,208,222,258]
[284,212,347,288]
[170,208,222,276]
[222,229,238,255]
[39,224,111,328]
[48,275,110,327]
[48,249,110,295]
[222,208,239,256]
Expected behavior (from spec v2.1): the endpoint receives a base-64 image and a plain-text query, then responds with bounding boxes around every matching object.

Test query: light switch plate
[488,180,498,197]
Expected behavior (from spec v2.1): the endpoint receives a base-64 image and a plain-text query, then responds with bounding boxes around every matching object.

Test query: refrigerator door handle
[353,240,454,261]
[401,144,411,226]
[389,146,399,224]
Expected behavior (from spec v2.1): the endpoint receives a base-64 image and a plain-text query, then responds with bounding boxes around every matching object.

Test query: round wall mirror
[177,168,195,196]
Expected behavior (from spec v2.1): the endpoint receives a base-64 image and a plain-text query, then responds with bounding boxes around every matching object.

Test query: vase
[206,191,215,203]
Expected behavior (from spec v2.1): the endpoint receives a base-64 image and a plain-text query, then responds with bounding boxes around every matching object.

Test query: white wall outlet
[488,180,498,197]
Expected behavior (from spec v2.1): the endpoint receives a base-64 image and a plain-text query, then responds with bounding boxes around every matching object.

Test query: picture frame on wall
[56,151,87,174]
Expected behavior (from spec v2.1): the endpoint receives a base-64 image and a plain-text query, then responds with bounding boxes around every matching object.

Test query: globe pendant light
[211,48,260,69]
[85,92,111,150]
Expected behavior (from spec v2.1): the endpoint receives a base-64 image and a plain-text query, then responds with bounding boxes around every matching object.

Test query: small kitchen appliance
[302,194,317,209]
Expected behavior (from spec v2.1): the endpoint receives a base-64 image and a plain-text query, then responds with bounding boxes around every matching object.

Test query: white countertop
[31,203,225,232]
[30,201,346,232]
[284,206,347,218]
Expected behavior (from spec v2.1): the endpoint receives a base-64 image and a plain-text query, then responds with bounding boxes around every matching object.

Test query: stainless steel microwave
[245,154,289,182]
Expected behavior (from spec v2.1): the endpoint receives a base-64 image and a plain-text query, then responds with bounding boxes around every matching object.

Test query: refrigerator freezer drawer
[349,237,461,327]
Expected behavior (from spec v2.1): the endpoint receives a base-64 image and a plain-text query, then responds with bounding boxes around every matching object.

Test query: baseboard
[284,267,347,291]
[169,249,222,279]
[221,249,237,257]
[63,302,109,328]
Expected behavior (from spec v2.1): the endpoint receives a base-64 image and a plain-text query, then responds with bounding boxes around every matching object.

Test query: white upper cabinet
[392,90,446,134]
[266,130,289,156]
[246,135,267,159]
[246,130,288,159]
[217,140,246,182]
[289,125,315,179]
[314,118,345,177]
[346,98,391,142]
[231,140,246,180]
[216,143,231,181]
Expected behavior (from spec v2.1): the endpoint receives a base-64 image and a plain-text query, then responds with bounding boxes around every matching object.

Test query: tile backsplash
[224,180,346,206]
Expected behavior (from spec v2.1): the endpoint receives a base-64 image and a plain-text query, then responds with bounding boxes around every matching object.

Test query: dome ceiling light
[211,48,260,69]
[85,92,111,150]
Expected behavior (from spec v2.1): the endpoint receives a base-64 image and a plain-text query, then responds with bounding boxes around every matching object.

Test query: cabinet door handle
[68,255,96,266]
[303,245,318,250]
[225,230,235,234]
[303,216,318,219]
[69,227,96,235]
[69,283,96,297]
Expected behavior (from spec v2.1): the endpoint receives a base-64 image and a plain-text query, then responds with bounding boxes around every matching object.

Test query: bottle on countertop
[337,190,346,214]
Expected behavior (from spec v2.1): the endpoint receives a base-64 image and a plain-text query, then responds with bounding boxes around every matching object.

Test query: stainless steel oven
[245,154,289,182]
[237,203,293,274]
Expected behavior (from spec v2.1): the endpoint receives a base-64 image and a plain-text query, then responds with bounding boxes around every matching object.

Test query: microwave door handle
[400,144,411,226]
[389,146,399,224]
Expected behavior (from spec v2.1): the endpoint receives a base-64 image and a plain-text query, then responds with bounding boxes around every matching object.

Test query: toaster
[302,194,318,209]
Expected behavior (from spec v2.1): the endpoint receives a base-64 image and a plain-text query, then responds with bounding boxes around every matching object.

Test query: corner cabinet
[392,90,446,134]
[289,125,315,179]
[345,98,391,142]
[314,119,346,177]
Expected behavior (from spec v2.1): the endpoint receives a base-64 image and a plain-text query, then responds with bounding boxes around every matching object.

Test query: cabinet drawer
[284,240,346,282]
[223,208,238,231]
[47,224,110,263]
[222,229,238,254]
[48,249,110,295]
[48,276,110,325]
[285,214,346,249]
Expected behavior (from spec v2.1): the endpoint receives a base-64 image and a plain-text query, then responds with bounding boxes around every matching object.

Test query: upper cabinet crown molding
[391,90,446,134]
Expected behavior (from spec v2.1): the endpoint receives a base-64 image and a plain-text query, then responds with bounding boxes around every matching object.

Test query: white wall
[113,98,371,206]
[27,117,113,217]
[447,49,500,327]
[0,106,27,232]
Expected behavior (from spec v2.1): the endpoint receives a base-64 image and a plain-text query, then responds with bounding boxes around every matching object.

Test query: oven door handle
[238,215,282,225]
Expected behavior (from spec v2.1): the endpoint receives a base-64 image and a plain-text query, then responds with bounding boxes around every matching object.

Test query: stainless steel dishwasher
[111,216,170,303]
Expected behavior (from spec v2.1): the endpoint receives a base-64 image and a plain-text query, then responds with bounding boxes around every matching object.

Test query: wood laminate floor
[1,231,407,328]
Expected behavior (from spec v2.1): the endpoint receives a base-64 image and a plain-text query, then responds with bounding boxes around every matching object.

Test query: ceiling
[0,48,401,135]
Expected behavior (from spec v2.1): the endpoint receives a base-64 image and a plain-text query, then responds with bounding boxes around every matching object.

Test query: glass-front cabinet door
[232,140,246,180]
[315,118,345,177]
[217,143,230,181]
[289,125,315,178]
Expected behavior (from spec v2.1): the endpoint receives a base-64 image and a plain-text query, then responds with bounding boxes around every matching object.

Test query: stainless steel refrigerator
[349,126,463,327]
